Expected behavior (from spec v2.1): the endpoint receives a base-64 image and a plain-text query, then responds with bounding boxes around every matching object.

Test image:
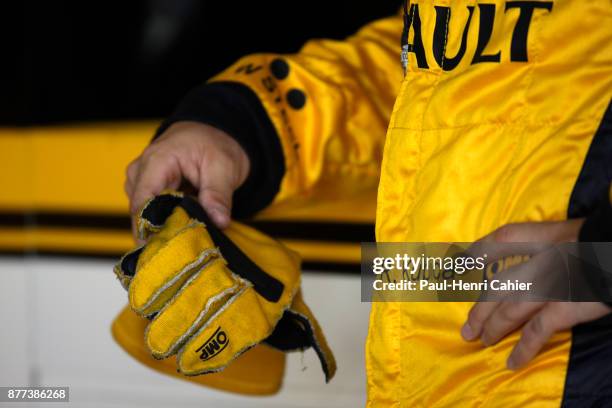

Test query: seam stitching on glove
[147,263,243,358]
[135,246,219,315]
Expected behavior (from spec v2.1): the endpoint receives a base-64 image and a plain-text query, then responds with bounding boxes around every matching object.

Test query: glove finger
[114,246,144,290]
[129,222,217,316]
[176,287,278,376]
[136,191,184,240]
[138,206,197,260]
[145,259,243,359]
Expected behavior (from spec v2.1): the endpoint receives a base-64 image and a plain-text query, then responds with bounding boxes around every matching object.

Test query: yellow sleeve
[209,15,403,213]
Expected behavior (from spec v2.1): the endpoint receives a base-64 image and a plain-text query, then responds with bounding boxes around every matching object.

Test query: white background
[0,257,369,408]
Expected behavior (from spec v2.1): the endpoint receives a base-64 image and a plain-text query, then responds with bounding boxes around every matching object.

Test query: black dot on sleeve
[270,58,290,80]
[286,89,306,110]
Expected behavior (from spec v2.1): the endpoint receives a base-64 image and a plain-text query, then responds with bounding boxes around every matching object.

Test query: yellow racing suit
[158,1,612,406]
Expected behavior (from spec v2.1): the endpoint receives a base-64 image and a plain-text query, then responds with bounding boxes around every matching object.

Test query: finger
[124,159,140,198]
[128,221,216,316]
[467,222,581,264]
[145,259,241,358]
[197,160,236,229]
[506,304,568,370]
[480,301,543,346]
[466,241,541,266]
[480,248,569,303]
[462,301,499,341]
[126,161,140,240]
[487,222,565,243]
[466,224,547,265]
[130,153,181,215]
[572,301,612,322]
[199,188,233,228]
[177,286,275,376]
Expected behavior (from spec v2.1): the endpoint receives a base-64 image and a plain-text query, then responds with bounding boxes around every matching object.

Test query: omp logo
[196,327,229,361]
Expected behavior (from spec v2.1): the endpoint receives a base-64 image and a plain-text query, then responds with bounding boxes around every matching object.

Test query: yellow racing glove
[114,192,336,381]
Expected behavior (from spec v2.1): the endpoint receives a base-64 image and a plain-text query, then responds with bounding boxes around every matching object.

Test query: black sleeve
[153,81,285,219]
[579,198,612,242]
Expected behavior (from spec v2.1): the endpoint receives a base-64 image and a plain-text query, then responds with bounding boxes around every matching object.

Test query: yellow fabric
[211,15,403,216]
[209,2,612,406]
[111,305,286,395]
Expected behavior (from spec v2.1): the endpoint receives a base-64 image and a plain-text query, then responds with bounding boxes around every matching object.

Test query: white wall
[0,257,369,408]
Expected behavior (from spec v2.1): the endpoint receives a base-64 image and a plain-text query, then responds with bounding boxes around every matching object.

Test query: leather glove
[114,192,336,381]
